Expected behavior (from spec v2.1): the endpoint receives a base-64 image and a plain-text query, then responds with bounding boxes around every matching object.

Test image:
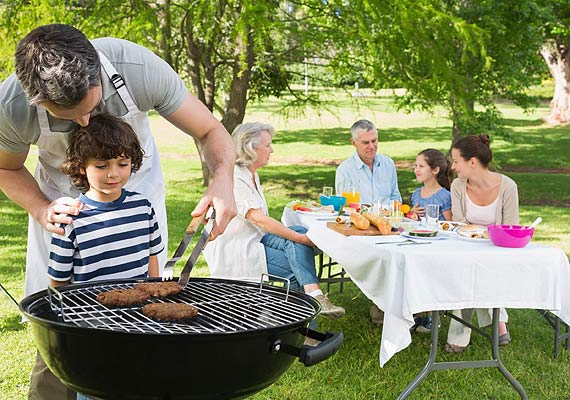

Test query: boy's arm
[148,255,160,278]
[50,278,70,288]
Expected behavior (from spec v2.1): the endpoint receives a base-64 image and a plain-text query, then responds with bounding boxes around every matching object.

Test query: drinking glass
[322,186,333,197]
[387,200,403,227]
[380,199,392,217]
[341,181,360,204]
[425,204,440,230]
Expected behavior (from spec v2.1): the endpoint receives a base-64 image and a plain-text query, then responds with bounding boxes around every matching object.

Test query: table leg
[538,309,570,358]
[397,311,441,400]
[398,308,527,400]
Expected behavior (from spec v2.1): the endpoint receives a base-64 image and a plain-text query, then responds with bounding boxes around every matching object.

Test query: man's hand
[40,197,83,235]
[191,174,237,239]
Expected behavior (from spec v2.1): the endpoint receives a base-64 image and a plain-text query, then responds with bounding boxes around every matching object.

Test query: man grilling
[0,24,236,399]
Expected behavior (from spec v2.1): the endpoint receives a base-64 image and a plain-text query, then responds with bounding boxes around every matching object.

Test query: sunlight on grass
[0,91,568,399]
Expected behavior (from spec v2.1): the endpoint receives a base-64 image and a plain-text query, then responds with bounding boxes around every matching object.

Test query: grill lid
[26,279,317,335]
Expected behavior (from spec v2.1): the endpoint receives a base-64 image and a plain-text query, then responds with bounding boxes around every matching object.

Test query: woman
[444,134,519,353]
[203,122,345,319]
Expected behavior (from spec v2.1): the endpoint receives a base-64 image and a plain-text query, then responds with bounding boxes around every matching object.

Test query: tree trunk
[221,29,255,135]
[155,0,173,68]
[541,41,570,125]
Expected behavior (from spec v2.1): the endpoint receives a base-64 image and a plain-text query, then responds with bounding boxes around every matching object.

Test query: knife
[178,208,215,287]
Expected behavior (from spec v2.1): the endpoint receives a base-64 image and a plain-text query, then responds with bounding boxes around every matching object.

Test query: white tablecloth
[282,208,570,366]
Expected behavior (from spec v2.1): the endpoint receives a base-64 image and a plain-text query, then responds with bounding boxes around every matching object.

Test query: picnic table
[282,207,570,399]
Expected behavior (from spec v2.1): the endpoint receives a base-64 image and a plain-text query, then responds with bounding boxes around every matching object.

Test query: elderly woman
[203,122,345,319]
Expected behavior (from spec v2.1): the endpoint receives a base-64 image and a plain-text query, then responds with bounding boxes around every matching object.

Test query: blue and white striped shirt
[48,190,164,283]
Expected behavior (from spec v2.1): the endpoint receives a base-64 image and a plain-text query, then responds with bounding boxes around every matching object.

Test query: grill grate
[42,280,316,334]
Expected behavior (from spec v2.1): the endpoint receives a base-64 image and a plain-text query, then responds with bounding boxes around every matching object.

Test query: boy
[48,114,163,287]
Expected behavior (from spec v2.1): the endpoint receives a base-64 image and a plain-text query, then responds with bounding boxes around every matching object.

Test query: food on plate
[97,288,150,308]
[350,213,370,230]
[405,211,419,221]
[346,202,361,212]
[290,200,320,212]
[438,221,465,231]
[408,229,438,238]
[335,216,348,224]
[142,303,199,321]
[458,224,489,239]
[362,213,392,235]
[342,206,357,214]
[135,281,183,298]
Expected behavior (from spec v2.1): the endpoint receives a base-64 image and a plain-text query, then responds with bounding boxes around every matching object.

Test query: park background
[1,1,570,399]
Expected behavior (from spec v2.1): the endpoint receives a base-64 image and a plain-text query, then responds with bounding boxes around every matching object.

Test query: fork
[396,241,432,246]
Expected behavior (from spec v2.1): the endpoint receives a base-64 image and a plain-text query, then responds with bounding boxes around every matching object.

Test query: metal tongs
[163,207,215,287]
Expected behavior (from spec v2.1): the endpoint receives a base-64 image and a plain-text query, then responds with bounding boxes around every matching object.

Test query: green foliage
[341,0,548,138]
[1,94,569,398]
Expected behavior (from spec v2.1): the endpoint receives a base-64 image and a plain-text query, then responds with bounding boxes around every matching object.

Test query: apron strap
[35,104,51,135]
[98,52,139,114]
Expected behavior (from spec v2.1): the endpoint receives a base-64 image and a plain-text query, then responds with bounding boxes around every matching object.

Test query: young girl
[411,148,452,221]
[410,148,452,333]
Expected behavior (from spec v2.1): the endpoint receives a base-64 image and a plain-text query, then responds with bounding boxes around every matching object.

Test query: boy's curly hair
[63,114,144,191]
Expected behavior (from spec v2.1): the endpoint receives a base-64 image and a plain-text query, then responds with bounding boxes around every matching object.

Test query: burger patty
[97,289,150,308]
[135,281,183,298]
[142,303,199,321]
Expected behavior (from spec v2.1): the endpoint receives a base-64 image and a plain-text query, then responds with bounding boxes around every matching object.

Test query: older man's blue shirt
[335,152,401,204]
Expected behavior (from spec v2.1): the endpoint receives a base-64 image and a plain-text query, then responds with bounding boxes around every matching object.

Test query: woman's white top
[465,193,499,226]
[203,165,269,281]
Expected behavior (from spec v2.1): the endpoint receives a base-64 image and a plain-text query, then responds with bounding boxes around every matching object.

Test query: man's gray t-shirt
[0,37,187,154]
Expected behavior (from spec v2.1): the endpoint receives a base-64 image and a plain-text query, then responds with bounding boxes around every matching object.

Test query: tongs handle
[186,212,206,234]
[178,208,215,287]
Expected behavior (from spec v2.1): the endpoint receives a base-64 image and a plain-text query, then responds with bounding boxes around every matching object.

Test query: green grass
[1,91,569,399]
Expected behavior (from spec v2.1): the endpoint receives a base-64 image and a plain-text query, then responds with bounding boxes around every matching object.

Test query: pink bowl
[487,224,534,248]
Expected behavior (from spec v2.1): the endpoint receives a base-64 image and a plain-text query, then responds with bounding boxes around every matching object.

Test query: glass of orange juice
[341,182,360,204]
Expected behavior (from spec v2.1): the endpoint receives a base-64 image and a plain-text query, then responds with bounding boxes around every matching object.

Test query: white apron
[24,53,168,296]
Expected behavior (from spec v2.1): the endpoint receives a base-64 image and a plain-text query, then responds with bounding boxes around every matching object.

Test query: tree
[342,0,547,142]
[0,0,350,184]
[540,0,570,125]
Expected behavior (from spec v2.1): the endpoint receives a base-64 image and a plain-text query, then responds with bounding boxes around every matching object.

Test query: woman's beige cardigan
[450,174,519,225]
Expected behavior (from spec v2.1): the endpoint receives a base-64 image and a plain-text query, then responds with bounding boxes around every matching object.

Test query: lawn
[1,91,569,399]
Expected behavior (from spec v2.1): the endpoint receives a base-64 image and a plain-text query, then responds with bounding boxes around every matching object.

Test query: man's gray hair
[232,122,275,167]
[350,119,377,141]
[15,24,101,107]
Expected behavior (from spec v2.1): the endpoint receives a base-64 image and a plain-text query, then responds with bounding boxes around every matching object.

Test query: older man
[335,119,401,205]
[335,119,401,325]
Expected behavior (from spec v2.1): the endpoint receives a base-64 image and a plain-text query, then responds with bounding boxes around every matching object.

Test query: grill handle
[259,273,291,301]
[279,328,344,367]
[299,329,344,366]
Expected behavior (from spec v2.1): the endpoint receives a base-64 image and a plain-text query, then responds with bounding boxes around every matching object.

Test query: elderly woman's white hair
[232,122,275,167]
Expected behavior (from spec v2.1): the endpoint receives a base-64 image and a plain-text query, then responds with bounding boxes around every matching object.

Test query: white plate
[296,209,336,216]
[458,235,491,243]
[400,231,447,240]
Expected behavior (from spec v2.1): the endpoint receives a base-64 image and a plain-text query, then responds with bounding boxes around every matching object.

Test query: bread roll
[362,213,392,235]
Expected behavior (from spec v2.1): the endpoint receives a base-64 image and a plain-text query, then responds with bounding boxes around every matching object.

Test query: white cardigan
[203,165,269,281]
